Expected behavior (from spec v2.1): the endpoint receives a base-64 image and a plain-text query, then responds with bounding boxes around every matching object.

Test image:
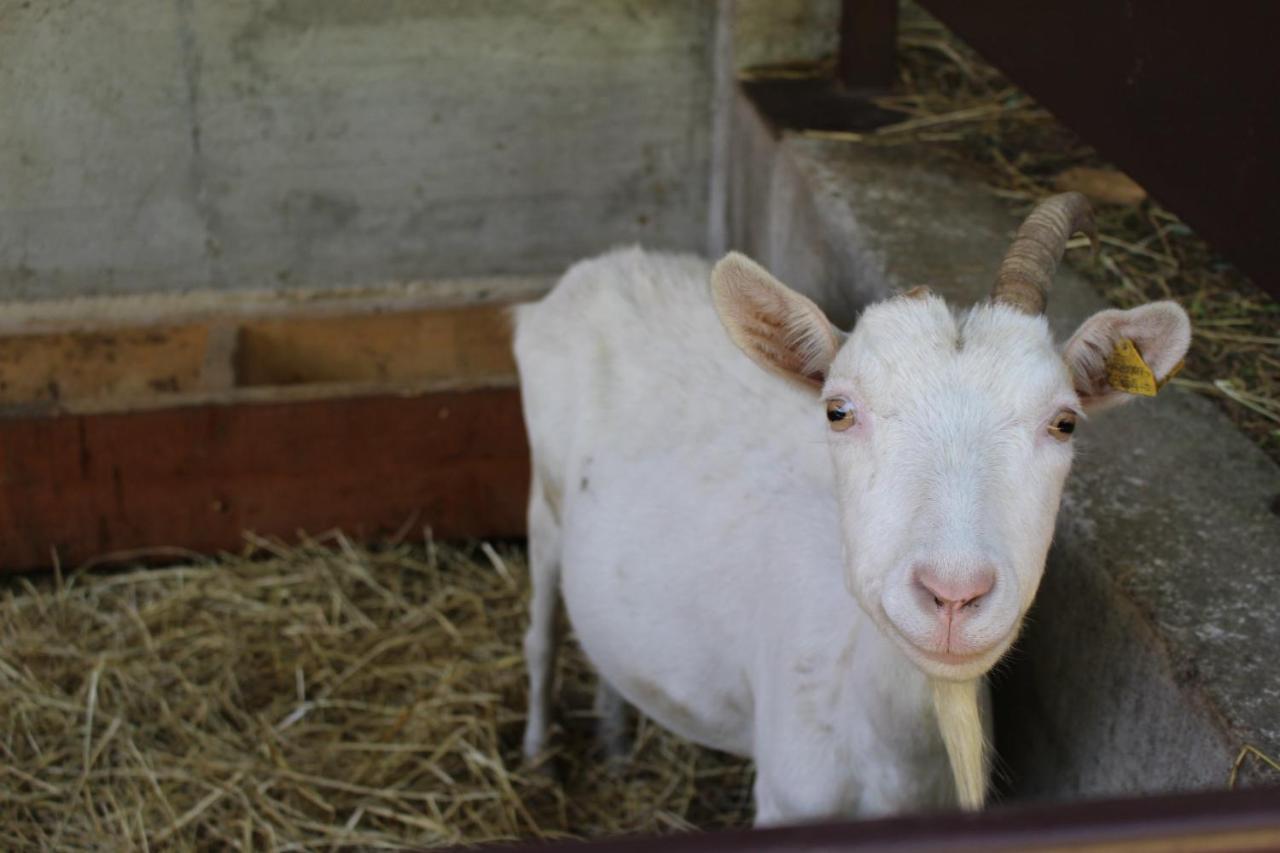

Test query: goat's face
[711,206,1190,681]
[823,296,1076,679]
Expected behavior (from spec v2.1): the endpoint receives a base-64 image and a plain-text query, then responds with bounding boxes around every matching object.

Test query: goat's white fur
[514,247,1190,822]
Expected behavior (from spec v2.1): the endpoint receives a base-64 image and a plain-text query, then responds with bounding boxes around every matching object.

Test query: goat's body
[514,248,953,821]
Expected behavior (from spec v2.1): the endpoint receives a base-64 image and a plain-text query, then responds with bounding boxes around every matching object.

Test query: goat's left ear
[710,252,841,390]
[1062,301,1191,413]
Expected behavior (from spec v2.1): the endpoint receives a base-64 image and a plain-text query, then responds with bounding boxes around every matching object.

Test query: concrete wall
[734,0,839,70]
[0,0,839,300]
[1,0,720,297]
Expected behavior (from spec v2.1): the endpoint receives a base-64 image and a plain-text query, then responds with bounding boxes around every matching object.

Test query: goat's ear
[710,252,841,390]
[1062,301,1191,414]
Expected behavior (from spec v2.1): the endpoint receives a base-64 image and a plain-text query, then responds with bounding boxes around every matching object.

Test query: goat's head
[711,193,1191,683]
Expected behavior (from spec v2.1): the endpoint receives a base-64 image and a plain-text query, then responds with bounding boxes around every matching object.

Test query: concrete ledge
[726,90,1280,799]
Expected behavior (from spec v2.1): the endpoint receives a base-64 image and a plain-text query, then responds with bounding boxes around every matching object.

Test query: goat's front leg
[751,692,861,826]
[522,477,563,762]
[593,678,633,763]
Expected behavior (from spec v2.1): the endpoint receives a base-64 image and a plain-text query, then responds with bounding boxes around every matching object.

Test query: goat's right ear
[1062,301,1191,414]
[710,253,841,390]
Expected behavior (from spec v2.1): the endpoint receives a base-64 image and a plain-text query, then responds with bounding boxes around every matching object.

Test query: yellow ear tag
[1105,338,1182,396]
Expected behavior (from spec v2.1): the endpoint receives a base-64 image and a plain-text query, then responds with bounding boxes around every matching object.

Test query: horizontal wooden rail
[0,387,530,571]
[0,281,539,571]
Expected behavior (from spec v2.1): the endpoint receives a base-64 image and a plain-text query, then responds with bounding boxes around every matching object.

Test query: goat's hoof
[527,754,561,783]
[598,735,632,773]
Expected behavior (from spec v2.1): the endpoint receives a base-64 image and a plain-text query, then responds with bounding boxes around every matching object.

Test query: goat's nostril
[914,565,996,615]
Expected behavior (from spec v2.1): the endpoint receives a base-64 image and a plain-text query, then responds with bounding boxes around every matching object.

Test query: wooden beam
[236,304,515,389]
[0,324,212,408]
[836,0,898,92]
[0,281,537,571]
[0,302,517,415]
[0,387,529,571]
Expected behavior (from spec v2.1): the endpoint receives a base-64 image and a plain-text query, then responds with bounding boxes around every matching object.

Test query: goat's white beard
[930,678,988,811]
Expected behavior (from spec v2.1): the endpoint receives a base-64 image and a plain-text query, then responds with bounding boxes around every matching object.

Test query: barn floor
[0,537,752,850]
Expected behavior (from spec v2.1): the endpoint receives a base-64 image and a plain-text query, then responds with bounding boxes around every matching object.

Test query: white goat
[513,194,1190,822]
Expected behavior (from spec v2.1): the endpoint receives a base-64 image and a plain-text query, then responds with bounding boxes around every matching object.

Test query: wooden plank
[0,276,551,335]
[236,303,515,388]
[836,0,898,92]
[0,298,520,415]
[0,324,211,407]
[0,387,529,571]
[38,374,519,418]
[916,0,1280,296]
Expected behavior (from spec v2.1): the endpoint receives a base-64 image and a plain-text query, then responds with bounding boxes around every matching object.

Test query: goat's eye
[826,398,856,431]
[1048,411,1077,442]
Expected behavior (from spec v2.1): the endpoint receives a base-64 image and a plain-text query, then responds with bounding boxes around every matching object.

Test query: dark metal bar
[491,785,1280,852]
[836,0,898,92]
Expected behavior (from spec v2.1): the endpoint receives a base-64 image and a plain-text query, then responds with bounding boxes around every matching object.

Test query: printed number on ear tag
[1105,338,1182,397]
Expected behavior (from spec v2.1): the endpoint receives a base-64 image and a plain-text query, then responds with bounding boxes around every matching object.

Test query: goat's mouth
[903,640,1008,680]
[877,584,1020,678]
[885,619,1015,678]
[915,647,989,666]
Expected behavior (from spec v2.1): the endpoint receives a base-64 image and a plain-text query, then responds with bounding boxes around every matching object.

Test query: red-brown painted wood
[0,387,529,570]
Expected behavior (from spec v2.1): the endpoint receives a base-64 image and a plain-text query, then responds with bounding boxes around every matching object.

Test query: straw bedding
[0,535,753,850]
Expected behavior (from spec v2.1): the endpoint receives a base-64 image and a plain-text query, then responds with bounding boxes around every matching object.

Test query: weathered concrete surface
[0,1,212,294]
[733,0,839,71]
[1,1,849,301]
[727,92,1280,799]
[725,94,880,329]
[0,0,717,297]
[710,0,842,256]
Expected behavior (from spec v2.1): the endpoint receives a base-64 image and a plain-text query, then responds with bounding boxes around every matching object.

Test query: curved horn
[992,192,1097,314]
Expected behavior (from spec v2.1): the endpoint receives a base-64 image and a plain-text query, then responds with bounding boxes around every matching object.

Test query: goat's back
[514,247,805,498]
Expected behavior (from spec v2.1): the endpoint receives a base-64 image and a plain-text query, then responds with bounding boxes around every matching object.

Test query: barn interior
[1,1,1278,848]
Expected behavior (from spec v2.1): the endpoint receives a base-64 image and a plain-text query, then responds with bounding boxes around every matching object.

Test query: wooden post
[836,0,898,93]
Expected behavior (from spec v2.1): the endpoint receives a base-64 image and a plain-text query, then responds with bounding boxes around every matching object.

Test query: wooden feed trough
[0,279,546,570]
